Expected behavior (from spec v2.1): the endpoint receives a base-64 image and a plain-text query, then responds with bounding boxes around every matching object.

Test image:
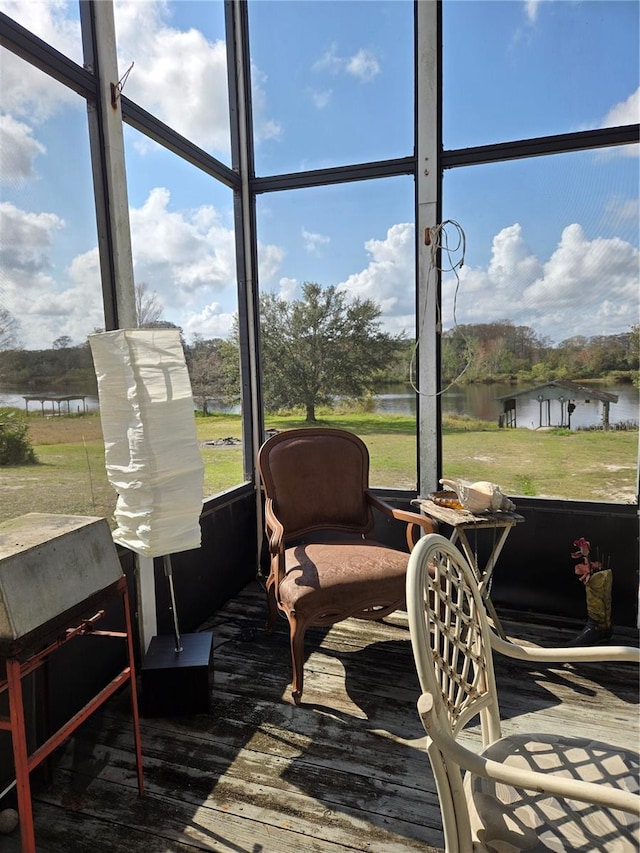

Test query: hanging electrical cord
[409,219,475,397]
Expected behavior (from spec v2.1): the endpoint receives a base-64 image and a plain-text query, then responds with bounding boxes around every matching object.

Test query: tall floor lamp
[90,329,211,716]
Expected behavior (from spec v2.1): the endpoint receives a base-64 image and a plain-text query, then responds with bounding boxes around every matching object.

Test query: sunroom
[0,1,638,851]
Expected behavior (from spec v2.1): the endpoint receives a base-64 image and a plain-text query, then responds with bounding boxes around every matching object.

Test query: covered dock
[23,395,88,416]
[498,380,618,429]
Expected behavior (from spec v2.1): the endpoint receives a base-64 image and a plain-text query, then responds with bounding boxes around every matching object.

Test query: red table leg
[6,657,36,853]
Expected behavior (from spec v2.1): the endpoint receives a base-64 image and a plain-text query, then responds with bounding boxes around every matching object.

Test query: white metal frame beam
[415,0,441,496]
[83,1,157,651]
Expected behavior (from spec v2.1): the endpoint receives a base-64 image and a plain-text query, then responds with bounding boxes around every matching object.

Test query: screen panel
[256,176,418,489]
[247,0,414,175]
[0,50,113,521]
[443,0,639,150]
[440,148,639,503]
[113,0,231,165]
[123,125,246,498]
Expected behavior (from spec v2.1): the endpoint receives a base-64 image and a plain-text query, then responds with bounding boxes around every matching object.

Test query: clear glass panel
[113,0,231,164]
[256,177,417,488]
[0,0,82,63]
[0,50,110,521]
[123,126,245,497]
[440,148,639,503]
[443,0,640,149]
[248,0,414,175]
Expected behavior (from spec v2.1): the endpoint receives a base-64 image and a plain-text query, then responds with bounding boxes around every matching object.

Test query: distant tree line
[442,322,638,387]
[0,338,98,395]
[0,292,637,423]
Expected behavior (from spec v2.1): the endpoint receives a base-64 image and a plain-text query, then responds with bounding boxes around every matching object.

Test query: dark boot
[568,617,613,647]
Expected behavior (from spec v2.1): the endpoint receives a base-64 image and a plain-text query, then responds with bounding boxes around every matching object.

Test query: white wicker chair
[406,533,640,853]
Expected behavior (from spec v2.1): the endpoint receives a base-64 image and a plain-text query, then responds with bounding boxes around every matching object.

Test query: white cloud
[247,65,283,143]
[444,222,639,344]
[527,224,637,312]
[0,185,287,347]
[604,195,640,223]
[182,303,236,341]
[332,219,636,344]
[312,44,343,75]
[602,88,640,157]
[128,188,236,306]
[258,244,285,284]
[0,116,46,183]
[310,89,333,110]
[346,49,380,83]
[0,50,78,124]
[0,1,82,123]
[5,198,635,350]
[258,119,283,141]
[67,245,100,287]
[512,0,540,47]
[0,0,82,60]
[2,1,280,153]
[113,1,230,154]
[0,202,64,273]
[128,187,284,327]
[337,222,415,333]
[302,228,330,255]
[312,44,381,83]
[523,1,540,25]
[604,87,640,127]
[0,202,106,347]
[27,278,105,343]
[487,223,541,286]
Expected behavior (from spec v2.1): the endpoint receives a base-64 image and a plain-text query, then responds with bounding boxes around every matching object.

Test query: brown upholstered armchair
[257,427,437,704]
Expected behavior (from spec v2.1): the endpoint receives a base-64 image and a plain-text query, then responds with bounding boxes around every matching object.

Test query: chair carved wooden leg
[288,615,306,705]
[265,577,278,633]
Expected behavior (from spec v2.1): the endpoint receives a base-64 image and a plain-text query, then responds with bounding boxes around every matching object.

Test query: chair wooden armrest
[490,629,640,664]
[264,498,286,583]
[366,491,437,550]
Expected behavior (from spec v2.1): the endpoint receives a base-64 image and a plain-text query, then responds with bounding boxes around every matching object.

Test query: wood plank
[41,744,441,853]
[1,802,202,853]
[83,697,435,798]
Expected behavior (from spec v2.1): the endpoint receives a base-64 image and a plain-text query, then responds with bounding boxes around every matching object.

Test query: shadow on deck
[4,581,639,852]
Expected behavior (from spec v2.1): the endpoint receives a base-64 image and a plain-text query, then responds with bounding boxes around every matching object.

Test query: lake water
[1,382,637,428]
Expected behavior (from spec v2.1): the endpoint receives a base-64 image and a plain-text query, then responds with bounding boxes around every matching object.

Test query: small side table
[412,498,525,637]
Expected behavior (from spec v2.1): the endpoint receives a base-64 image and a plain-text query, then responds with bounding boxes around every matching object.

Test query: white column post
[90,2,157,651]
[416,0,441,496]
[90,0,136,328]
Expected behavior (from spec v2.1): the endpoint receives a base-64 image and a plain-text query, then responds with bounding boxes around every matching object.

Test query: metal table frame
[0,575,144,853]
[413,499,525,637]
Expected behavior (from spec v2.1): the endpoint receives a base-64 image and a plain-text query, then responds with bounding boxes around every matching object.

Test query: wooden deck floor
[5,581,639,852]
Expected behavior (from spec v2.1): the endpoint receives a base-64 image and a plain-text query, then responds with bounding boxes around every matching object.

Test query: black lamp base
[140,631,214,718]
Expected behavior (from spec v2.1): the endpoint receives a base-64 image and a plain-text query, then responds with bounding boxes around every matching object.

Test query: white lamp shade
[89,329,204,557]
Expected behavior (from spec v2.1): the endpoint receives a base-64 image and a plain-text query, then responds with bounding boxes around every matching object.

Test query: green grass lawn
[0,410,636,524]
[441,427,637,503]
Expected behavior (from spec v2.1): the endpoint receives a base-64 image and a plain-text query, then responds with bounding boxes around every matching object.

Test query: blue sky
[0,0,638,351]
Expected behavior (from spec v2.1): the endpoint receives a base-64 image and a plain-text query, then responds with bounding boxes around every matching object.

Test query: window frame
[1,0,637,507]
